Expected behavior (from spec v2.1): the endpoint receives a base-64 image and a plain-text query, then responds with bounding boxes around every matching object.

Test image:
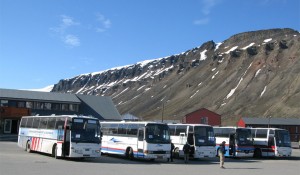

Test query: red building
[182,108,221,126]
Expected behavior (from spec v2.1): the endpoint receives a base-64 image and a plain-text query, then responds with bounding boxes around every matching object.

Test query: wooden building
[182,108,221,126]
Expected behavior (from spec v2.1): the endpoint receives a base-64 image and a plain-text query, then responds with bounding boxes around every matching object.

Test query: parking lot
[0,141,299,175]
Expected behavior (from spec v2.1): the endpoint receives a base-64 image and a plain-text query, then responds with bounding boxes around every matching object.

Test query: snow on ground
[242,43,255,50]
[215,42,223,51]
[200,49,208,61]
[260,86,267,97]
[226,62,253,99]
[24,85,54,92]
[212,71,219,79]
[255,69,261,77]
[190,90,199,99]
[225,46,238,54]
[263,38,272,43]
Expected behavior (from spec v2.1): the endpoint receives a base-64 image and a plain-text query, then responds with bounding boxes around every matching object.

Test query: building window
[8,101,17,107]
[61,104,69,111]
[200,117,208,124]
[0,100,8,107]
[17,101,25,108]
[69,104,78,112]
[35,102,44,109]
[44,103,51,110]
[51,103,60,111]
[26,102,33,108]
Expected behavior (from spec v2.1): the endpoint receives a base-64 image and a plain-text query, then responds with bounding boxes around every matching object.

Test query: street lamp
[161,102,165,122]
[268,116,272,128]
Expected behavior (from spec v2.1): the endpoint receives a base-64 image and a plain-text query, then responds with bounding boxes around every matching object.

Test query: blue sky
[0,0,299,90]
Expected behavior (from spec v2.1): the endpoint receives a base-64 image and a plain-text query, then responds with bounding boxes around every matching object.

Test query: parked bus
[213,127,254,157]
[18,115,101,159]
[251,128,292,157]
[168,124,216,158]
[101,121,171,160]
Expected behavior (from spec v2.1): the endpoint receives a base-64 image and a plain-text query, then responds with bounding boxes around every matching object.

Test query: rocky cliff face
[51,28,300,124]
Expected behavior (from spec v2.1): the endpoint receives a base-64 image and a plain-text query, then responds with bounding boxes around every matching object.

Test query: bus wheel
[254,149,261,158]
[126,147,134,160]
[26,141,32,153]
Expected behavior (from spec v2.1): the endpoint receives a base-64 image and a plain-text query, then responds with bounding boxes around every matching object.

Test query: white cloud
[61,15,80,27]
[51,15,80,34]
[201,0,220,15]
[51,15,81,47]
[95,13,111,32]
[194,18,210,25]
[64,34,80,47]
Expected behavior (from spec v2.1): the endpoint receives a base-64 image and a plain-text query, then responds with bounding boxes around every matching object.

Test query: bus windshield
[194,126,215,146]
[71,118,101,143]
[236,129,253,146]
[275,130,291,147]
[145,124,170,144]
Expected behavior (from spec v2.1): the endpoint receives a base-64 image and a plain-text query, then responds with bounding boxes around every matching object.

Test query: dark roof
[76,94,121,121]
[0,88,80,103]
[242,117,300,125]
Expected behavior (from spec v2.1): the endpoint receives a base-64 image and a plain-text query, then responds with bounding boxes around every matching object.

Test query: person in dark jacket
[183,142,190,163]
[219,141,226,168]
[169,142,175,162]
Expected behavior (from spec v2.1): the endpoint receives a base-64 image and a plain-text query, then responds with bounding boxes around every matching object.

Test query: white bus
[213,127,254,157]
[168,124,216,158]
[101,121,171,160]
[18,115,101,159]
[251,128,292,157]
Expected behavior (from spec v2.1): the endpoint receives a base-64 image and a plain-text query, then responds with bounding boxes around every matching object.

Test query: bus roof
[21,115,98,120]
[100,120,167,125]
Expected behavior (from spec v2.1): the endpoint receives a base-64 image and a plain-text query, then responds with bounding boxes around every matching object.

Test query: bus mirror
[66,125,71,130]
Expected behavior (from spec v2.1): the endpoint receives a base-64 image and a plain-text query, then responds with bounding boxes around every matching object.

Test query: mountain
[51,28,300,125]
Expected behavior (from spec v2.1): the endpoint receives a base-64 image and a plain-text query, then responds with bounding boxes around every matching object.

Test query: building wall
[182,108,221,126]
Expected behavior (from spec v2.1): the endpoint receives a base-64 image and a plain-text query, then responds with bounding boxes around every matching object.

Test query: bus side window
[26,118,33,128]
[20,118,28,127]
[47,118,56,129]
[55,117,65,129]
[32,117,40,128]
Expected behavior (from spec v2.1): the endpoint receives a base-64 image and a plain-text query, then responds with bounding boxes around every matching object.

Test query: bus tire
[254,148,262,158]
[125,147,134,160]
[26,141,32,153]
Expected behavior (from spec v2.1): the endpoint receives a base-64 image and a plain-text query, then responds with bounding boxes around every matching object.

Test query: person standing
[170,142,175,162]
[183,142,190,163]
[219,141,226,168]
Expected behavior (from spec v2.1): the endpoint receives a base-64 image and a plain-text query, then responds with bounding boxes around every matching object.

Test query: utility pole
[161,102,164,123]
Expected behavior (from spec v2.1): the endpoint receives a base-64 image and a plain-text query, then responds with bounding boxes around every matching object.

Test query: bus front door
[137,128,144,158]
[229,134,236,156]
[56,125,64,157]
[268,135,275,157]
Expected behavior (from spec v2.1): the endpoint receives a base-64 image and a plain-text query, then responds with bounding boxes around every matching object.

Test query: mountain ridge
[51,28,300,124]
